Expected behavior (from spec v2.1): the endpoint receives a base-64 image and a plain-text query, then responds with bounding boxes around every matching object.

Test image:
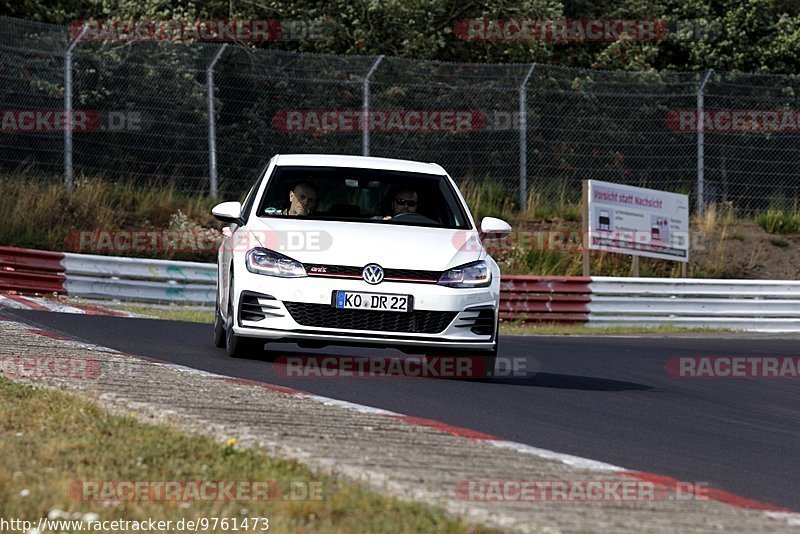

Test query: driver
[381,189,418,220]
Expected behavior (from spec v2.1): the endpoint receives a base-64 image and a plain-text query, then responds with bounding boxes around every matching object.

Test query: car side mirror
[212,201,243,224]
[480,217,512,238]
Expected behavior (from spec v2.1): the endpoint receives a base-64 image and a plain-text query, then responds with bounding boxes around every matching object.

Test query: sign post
[584,180,690,275]
[581,180,590,277]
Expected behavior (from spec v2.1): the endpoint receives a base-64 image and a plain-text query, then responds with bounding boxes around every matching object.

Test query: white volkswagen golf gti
[211,154,511,377]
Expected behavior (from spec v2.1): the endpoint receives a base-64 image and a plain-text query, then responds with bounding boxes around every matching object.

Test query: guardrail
[500,276,590,324]
[3,246,800,332]
[588,277,800,332]
[0,247,67,294]
[0,246,216,305]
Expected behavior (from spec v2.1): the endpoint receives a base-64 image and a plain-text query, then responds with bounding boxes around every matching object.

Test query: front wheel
[213,300,225,348]
[474,312,501,379]
[225,296,263,358]
[471,346,498,379]
[426,314,500,379]
[425,347,497,379]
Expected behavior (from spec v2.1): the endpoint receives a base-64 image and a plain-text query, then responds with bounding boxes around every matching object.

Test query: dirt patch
[692,221,800,279]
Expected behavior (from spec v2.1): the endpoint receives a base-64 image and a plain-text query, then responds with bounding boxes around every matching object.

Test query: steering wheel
[389,212,438,224]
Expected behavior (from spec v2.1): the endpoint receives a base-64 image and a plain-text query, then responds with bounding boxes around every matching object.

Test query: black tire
[474,345,499,379]
[225,291,263,358]
[226,329,263,358]
[424,347,497,379]
[213,300,226,348]
[479,312,501,378]
[426,314,500,379]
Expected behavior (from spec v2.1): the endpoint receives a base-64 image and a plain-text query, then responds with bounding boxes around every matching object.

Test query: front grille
[384,268,441,282]
[283,302,456,334]
[304,263,441,283]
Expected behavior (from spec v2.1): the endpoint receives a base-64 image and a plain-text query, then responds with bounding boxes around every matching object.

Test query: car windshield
[256,166,473,229]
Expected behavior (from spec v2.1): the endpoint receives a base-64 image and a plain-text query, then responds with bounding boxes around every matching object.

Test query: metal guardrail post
[696,69,714,216]
[64,25,87,192]
[362,55,384,157]
[519,64,536,210]
[207,44,228,199]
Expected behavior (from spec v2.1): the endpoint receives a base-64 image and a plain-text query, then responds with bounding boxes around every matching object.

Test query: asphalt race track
[4,309,799,511]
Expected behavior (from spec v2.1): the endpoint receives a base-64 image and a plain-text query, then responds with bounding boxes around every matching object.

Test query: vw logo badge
[362,264,384,285]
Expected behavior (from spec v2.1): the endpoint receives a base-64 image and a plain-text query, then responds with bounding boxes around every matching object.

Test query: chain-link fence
[3,15,800,214]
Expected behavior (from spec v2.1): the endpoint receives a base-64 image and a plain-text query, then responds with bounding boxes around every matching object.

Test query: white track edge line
[764,512,800,527]
[0,296,30,310]
[486,440,626,472]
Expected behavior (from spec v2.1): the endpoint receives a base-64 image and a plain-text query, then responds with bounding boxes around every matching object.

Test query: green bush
[755,210,800,234]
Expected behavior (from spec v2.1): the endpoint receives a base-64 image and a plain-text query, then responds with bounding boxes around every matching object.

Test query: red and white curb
[0,294,135,317]
[1,316,798,528]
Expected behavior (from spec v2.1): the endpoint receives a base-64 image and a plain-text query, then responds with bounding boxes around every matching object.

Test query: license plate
[334,291,412,312]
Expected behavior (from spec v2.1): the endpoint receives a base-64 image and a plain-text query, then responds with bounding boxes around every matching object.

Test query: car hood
[246,217,484,271]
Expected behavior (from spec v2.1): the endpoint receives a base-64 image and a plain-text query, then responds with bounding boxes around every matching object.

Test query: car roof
[273,154,447,176]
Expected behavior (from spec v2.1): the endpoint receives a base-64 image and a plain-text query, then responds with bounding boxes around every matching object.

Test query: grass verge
[0,379,489,533]
[103,302,215,323]
[0,175,219,262]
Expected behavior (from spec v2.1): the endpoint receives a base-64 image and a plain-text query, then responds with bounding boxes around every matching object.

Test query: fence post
[362,55,384,157]
[207,44,228,199]
[64,25,87,192]
[519,64,536,210]
[696,69,714,215]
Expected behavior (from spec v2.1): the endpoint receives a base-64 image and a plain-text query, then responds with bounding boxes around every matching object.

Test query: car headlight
[245,248,307,277]
[437,260,491,288]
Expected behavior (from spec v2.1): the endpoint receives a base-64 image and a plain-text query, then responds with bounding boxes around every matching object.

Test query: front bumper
[230,269,498,351]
